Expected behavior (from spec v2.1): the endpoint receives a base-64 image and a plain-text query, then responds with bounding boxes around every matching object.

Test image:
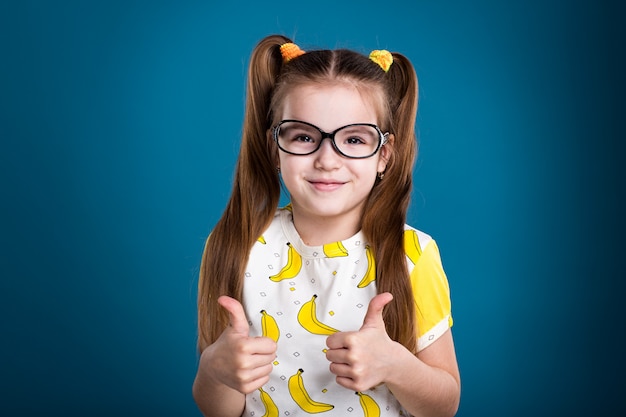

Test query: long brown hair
[198,35,419,353]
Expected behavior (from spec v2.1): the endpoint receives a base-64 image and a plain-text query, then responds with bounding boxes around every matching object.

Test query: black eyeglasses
[272,119,389,159]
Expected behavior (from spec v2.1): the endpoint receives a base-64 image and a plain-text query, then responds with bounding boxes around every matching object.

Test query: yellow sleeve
[410,239,453,351]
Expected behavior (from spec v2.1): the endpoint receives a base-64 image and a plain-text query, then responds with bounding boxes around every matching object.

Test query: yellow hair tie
[280,42,306,63]
[369,50,393,72]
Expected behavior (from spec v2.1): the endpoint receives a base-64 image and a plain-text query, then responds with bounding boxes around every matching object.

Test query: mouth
[308,179,345,192]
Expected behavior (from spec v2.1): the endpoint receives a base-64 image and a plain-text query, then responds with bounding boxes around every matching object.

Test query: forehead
[277,82,386,130]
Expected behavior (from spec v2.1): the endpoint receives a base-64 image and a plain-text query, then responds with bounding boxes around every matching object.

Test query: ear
[267,128,280,168]
[377,133,394,172]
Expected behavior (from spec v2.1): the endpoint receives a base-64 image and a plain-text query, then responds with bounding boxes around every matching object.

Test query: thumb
[217,295,250,336]
[360,292,393,330]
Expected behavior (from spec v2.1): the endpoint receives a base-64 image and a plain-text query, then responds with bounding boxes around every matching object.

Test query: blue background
[1,0,623,415]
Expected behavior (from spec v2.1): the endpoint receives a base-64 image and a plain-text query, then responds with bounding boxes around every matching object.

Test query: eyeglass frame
[272,119,389,159]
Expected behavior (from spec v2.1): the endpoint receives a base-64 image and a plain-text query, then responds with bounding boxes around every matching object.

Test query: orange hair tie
[369,50,393,72]
[280,42,306,63]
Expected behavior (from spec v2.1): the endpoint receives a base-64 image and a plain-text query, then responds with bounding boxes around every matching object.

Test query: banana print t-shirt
[242,207,453,416]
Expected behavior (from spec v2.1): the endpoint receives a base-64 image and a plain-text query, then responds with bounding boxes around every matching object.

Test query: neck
[291,210,361,246]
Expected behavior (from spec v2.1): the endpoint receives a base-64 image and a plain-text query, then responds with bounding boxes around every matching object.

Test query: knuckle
[233,368,248,383]
[345,350,360,364]
[344,333,359,347]
[261,363,274,376]
[240,383,256,395]
[233,340,249,354]
[352,362,367,375]
[353,382,369,392]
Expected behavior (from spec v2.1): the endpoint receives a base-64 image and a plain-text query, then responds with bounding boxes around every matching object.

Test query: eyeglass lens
[276,121,382,158]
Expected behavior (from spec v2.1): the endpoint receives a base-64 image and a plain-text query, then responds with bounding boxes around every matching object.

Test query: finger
[325,331,353,350]
[334,375,366,392]
[328,362,353,378]
[229,362,274,395]
[325,347,349,364]
[218,295,250,335]
[239,370,273,395]
[249,337,278,355]
[334,376,354,390]
[240,352,277,373]
[360,292,393,330]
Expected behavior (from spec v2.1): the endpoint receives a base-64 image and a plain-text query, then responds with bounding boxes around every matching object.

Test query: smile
[308,180,345,192]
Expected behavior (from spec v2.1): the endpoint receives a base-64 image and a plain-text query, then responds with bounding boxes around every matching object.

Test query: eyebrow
[282,120,379,132]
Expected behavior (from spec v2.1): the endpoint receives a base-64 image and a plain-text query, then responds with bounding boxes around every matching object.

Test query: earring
[277,166,281,174]
[377,171,385,180]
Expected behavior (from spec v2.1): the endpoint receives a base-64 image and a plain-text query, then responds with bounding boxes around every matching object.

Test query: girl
[193,35,460,417]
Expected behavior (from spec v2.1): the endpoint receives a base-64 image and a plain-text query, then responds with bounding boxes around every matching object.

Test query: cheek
[359,155,385,177]
[277,157,302,185]
[278,154,295,172]
[355,161,381,186]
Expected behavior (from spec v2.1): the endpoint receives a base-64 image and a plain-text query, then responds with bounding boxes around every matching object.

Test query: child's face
[276,83,389,233]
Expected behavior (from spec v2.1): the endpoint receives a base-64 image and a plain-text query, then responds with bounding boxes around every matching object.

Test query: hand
[325,292,397,392]
[200,296,277,394]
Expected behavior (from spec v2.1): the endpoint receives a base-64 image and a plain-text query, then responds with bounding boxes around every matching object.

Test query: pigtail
[387,53,419,166]
[197,35,289,351]
[362,52,419,354]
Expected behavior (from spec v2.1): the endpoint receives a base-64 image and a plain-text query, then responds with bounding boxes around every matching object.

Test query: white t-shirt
[242,207,453,415]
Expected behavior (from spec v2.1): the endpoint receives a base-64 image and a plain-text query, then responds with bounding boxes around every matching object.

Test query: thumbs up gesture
[199,296,277,394]
[325,292,396,392]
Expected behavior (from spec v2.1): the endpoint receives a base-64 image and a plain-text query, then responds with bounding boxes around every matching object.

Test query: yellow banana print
[297,295,339,335]
[259,387,279,417]
[269,242,302,282]
[403,229,422,265]
[260,310,280,342]
[288,369,334,413]
[356,392,380,417]
[257,235,267,244]
[323,241,349,257]
[357,245,376,288]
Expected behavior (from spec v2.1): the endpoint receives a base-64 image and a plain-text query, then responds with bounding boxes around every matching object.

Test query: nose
[314,137,342,169]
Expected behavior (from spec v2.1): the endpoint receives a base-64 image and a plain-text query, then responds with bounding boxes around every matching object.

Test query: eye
[292,134,315,143]
[345,136,367,145]
[280,123,319,144]
[339,126,378,146]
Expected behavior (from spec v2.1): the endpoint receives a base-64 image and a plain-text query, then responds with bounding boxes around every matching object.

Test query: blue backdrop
[1,0,623,416]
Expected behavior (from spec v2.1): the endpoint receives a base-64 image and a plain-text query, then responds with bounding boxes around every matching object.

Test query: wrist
[384,340,422,387]
[194,345,246,417]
